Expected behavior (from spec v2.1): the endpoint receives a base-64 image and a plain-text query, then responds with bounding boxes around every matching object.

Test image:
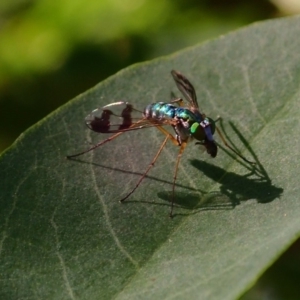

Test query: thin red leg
[67,132,124,158]
[170,142,187,218]
[120,134,169,202]
[67,119,146,158]
[215,126,255,165]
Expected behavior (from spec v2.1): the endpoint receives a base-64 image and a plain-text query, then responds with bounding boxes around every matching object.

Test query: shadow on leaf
[156,159,283,218]
[66,120,283,218]
[157,119,284,217]
[191,159,283,206]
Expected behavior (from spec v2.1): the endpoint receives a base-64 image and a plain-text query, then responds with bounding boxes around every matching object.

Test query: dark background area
[1,0,300,298]
[0,0,280,153]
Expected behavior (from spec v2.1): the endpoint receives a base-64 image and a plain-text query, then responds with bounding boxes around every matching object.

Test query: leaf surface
[1,16,300,300]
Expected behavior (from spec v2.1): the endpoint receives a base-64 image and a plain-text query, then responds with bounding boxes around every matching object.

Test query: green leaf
[1,16,300,299]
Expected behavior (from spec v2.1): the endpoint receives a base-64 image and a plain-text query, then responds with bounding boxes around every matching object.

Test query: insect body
[143,101,217,157]
[67,70,254,217]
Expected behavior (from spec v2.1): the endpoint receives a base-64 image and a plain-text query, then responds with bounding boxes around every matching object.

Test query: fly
[67,70,255,217]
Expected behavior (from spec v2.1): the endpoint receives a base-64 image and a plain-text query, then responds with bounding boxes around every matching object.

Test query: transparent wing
[171,70,200,109]
[85,101,174,133]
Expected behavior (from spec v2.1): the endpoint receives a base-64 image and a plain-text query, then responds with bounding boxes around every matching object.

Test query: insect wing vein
[171,70,200,110]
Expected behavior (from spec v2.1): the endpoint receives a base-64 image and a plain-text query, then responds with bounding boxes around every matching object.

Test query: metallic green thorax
[144,102,216,145]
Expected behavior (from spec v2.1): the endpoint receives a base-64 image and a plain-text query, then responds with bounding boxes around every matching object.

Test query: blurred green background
[1,0,300,298]
[0,0,286,154]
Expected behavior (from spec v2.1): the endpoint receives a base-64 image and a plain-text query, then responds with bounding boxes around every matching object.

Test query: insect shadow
[158,120,283,217]
[67,119,283,217]
[66,158,197,194]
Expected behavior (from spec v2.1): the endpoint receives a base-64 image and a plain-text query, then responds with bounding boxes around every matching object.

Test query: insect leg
[215,126,255,165]
[66,131,124,158]
[170,141,187,218]
[155,125,188,217]
[170,98,185,107]
[67,119,146,158]
[120,133,169,203]
[155,125,179,146]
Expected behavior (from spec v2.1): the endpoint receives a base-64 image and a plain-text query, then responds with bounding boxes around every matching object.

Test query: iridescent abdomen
[144,102,176,120]
[144,102,201,123]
